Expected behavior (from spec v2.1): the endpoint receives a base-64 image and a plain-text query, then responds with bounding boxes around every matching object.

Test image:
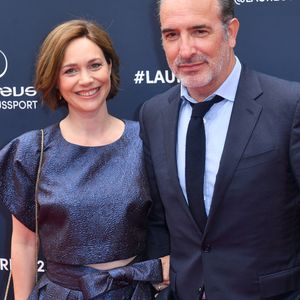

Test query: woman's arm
[160,255,170,286]
[153,255,170,293]
[11,216,37,300]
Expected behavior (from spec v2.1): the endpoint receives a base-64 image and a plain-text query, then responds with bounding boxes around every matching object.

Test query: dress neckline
[55,120,127,149]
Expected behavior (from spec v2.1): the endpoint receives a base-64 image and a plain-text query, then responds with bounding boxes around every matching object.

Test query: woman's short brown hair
[35,19,120,110]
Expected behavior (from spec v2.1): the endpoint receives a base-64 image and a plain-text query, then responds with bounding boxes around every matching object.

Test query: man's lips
[177,62,205,71]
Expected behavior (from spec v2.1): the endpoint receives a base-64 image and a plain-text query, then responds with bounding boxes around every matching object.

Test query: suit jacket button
[203,244,212,252]
[198,287,203,293]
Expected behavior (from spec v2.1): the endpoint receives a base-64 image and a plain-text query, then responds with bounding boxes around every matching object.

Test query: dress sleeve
[0,130,42,231]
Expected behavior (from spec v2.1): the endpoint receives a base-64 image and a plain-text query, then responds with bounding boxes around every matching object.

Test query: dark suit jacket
[139,66,300,300]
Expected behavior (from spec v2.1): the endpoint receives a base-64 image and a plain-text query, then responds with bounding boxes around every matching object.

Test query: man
[139,0,300,299]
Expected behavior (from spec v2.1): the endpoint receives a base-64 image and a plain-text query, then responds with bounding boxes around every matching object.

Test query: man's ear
[227,18,240,48]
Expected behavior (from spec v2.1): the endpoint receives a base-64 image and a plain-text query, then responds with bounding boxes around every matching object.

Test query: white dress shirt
[177,58,241,215]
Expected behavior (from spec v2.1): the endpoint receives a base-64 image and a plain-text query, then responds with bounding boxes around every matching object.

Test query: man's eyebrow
[161,24,210,34]
[161,28,175,34]
[191,24,210,30]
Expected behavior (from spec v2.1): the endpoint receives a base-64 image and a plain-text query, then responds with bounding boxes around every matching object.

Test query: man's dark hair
[220,0,235,25]
[157,0,235,26]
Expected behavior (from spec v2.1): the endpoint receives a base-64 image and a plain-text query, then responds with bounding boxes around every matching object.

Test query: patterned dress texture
[0,120,162,299]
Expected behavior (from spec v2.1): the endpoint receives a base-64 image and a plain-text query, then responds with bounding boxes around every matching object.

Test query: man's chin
[178,77,209,89]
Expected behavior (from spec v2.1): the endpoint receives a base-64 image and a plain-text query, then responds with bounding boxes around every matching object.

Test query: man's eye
[193,29,208,37]
[164,32,178,41]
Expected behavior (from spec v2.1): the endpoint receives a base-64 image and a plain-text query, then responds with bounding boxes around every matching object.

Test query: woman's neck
[59,111,125,147]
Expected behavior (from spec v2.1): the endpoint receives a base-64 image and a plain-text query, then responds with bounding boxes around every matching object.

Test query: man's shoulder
[139,84,180,124]
[242,65,300,95]
[144,84,180,107]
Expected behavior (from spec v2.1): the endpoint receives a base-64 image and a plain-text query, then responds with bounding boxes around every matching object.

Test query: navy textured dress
[0,120,162,299]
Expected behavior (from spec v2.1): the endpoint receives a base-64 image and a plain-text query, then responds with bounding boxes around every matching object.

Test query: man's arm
[290,97,300,188]
[139,103,170,258]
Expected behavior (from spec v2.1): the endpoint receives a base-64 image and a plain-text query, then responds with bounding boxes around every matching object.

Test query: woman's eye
[90,63,102,70]
[64,68,77,75]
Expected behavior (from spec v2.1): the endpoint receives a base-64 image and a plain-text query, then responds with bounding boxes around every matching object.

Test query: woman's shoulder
[0,123,58,157]
[124,119,140,132]
[1,129,41,153]
[121,120,144,152]
[123,119,141,139]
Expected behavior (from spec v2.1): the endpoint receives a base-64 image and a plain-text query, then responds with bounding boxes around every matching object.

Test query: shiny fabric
[0,120,159,298]
[0,120,151,264]
[29,259,162,299]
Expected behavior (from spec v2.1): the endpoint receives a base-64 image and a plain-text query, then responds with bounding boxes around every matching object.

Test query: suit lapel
[161,85,204,233]
[161,87,181,189]
[206,67,263,229]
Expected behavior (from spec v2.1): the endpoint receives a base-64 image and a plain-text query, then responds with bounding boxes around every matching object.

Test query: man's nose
[178,36,197,59]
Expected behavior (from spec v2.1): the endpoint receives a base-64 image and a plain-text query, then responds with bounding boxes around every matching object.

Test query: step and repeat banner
[1,0,299,298]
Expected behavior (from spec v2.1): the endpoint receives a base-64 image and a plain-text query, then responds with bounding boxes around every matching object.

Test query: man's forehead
[160,0,220,28]
[160,0,218,12]
[160,0,219,19]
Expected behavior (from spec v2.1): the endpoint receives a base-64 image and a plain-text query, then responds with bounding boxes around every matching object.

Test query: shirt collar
[180,56,241,104]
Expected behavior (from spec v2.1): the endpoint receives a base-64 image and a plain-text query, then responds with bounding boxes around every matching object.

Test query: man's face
[160,0,239,101]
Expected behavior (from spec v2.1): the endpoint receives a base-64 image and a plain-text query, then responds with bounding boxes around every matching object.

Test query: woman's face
[57,37,112,116]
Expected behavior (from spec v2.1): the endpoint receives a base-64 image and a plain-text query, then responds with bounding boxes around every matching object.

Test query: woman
[0,19,169,299]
